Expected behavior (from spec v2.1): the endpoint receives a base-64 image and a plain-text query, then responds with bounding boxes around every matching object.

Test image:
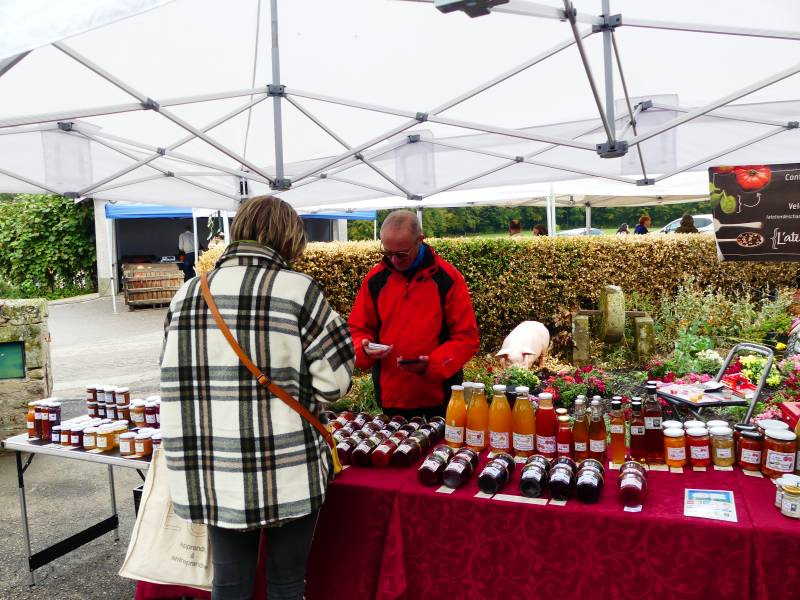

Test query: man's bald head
[380,210,422,238]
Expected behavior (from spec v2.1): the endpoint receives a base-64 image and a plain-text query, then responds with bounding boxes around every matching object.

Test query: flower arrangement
[542,364,609,410]
[738,354,782,387]
[778,354,800,402]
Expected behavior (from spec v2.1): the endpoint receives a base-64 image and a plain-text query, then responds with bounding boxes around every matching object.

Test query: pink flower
[663,372,676,383]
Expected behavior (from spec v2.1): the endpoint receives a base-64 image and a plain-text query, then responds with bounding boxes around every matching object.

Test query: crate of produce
[122,263,184,309]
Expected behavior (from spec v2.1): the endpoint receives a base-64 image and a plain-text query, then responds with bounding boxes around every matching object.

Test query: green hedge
[295,235,799,351]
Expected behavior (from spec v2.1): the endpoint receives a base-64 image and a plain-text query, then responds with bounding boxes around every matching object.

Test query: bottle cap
[492,384,506,392]
[765,429,797,442]
[515,386,529,394]
[450,384,464,391]
[706,420,728,429]
[709,426,733,436]
[611,400,622,410]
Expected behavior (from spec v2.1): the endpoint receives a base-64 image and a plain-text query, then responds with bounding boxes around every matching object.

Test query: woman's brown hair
[230,195,307,262]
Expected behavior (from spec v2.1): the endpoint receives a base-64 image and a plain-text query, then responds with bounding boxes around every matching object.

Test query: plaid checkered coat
[160,241,354,530]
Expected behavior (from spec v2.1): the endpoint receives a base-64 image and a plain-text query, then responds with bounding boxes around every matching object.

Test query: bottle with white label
[572,397,589,462]
[466,383,488,452]
[609,400,626,464]
[488,384,511,454]
[629,400,646,463]
[643,383,664,463]
[511,385,535,458]
[444,384,467,449]
[535,393,557,459]
[588,399,607,463]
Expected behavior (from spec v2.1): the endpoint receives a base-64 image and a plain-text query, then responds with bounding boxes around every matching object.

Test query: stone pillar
[600,285,625,343]
[634,316,656,365]
[572,314,591,367]
[0,299,52,440]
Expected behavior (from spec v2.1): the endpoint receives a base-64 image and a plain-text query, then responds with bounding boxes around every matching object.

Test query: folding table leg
[108,465,119,542]
[16,452,35,586]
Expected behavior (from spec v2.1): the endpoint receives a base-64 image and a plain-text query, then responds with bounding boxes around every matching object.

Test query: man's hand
[362,339,393,360]
[397,355,429,374]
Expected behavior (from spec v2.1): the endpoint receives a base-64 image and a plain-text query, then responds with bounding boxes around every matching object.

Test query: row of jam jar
[26,398,62,440]
[87,385,161,429]
[330,412,447,467]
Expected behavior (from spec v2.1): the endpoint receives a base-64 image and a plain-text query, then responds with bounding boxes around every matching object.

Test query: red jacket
[348,244,479,410]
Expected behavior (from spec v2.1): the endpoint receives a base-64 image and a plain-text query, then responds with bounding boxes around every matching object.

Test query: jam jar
[441,451,475,489]
[392,437,422,467]
[431,443,456,464]
[51,425,62,445]
[351,433,387,467]
[477,453,515,494]
[144,401,158,426]
[663,428,687,468]
[418,452,448,486]
[520,454,551,498]
[709,426,735,467]
[575,459,605,504]
[618,461,648,508]
[737,430,764,471]
[548,460,576,501]
[734,424,758,457]
[686,428,711,468]
[371,434,406,467]
[135,432,153,457]
[83,426,98,450]
[762,429,797,478]
[336,437,358,466]
[119,432,136,456]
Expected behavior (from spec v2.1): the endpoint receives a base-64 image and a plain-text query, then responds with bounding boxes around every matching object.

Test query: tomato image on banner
[734,165,771,192]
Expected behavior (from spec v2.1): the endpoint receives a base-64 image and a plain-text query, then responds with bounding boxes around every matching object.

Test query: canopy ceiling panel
[0,0,798,210]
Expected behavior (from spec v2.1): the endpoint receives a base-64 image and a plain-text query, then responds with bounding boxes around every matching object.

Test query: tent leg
[223,211,231,244]
[416,208,423,231]
[585,203,592,235]
[106,217,117,314]
[373,218,378,241]
[192,210,199,276]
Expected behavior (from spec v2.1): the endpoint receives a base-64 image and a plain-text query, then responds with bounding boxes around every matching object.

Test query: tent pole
[106,215,117,314]
[602,0,615,137]
[270,0,285,183]
[223,211,231,244]
[416,208,423,231]
[585,202,591,235]
[192,209,199,278]
[373,218,378,241]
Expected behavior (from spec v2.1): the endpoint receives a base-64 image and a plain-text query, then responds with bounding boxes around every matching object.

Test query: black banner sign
[710,163,800,262]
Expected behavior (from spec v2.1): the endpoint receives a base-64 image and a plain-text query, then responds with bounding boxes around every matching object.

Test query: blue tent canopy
[104,202,376,221]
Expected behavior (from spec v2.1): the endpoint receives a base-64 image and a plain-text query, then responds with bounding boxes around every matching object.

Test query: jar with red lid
[618,461,648,508]
[762,429,797,478]
[418,452,448,486]
[520,454,550,498]
[737,430,763,471]
[441,452,475,489]
[686,428,711,468]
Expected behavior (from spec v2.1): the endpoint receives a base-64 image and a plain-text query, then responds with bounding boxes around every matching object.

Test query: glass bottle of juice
[643,383,664,463]
[488,385,512,454]
[609,399,627,464]
[556,415,573,459]
[511,386,535,458]
[588,399,607,463]
[572,397,589,462]
[629,399,647,462]
[466,383,488,452]
[444,385,467,449]
[535,393,557,459]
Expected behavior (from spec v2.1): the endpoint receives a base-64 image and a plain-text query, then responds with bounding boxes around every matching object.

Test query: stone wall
[0,299,52,440]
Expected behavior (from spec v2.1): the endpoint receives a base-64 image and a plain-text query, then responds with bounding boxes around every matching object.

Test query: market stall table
[2,432,150,586]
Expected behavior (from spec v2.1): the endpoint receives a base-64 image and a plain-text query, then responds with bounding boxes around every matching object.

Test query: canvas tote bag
[118,447,213,590]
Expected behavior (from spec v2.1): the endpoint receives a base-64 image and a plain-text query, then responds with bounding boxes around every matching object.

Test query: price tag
[670,467,684,474]
[474,491,494,499]
[649,464,668,472]
[548,499,567,507]
[743,469,764,478]
[494,494,547,505]
[714,465,734,472]
[486,452,497,459]
[514,456,528,464]
[436,486,456,494]
[624,505,643,513]
[693,466,707,472]
[341,465,350,470]
[607,462,621,470]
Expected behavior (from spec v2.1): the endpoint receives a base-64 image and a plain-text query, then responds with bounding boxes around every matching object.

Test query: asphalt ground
[1,295,171,599]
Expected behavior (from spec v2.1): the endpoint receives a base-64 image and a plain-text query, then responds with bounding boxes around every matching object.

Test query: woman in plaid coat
[160,196,355,600]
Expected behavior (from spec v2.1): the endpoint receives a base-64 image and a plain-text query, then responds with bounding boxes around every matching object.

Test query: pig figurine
[496,321,550,369]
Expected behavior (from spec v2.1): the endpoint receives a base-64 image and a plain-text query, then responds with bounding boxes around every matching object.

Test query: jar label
[513,433,534,452]
[98,437,108,448]
[781,496,800,517]
[51,434,60,443]
[489,431,510,450]
[482,465,502,479]
[620,473,643,490]
[84,435,95,447]
[740,448,761,464]
[557,443,571,455]
[644,417,661,430]
[536,435,556,454]
[447,461,466,474]
[444,425,464,444]
[630,426,645,436]
[26,422,34,430]
[466,429,485,447]
[375,444,392,454]
[71,434,79,444]
[589,439,606,452]
[690,445,709,460]
[715,447,733,459]
[551,470,571,485]
[667,446,686,461]
[49,413,57,421]
[574,441,587,452]
[610,424,624,434]
[135,441,145,453]
[145,414,156,424]
[577,472,597,486]
[120,440,132,454]
[765,449,795,473]
[421,458,440,470]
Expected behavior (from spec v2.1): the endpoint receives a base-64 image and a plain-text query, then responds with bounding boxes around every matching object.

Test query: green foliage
[667,333,715,375]
[331,373,379,414]
[347,220,375,241]
[738,354,782,387]
[500,366,540,390]
[0,195,96,297]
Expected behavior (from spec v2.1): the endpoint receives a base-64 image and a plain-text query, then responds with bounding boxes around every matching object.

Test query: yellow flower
[776,342,787,351]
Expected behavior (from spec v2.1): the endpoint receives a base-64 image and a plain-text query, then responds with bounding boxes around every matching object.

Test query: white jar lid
[133,399,146,407]
[765,429,797,442]
[662,420,683,430]
[663,427,685,438]
[516,386,530,393]
[120,432,136,439]
[135,432,152,440]
[686,427,709,437]
[116,386,129,393]
[706,420,728,429]
[473,382,485,389]
[758,419,789,430]
[450,384,464,391]
[684,420,705,429]
[98,425,114,433]
[709,426,733,436]
[84,427,98,433]
[538,392,553,400]
[492,384,506,392]
[146,395,161,402]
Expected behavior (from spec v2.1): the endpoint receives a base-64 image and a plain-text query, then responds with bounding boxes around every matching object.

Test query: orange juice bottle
[466,383,488,452]
[488,384,512,454]
[444,385,467,448]
[511,385,535,458]
[609,399,627,464]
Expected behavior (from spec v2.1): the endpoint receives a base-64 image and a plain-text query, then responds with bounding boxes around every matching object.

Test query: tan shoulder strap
[199,274,334,450]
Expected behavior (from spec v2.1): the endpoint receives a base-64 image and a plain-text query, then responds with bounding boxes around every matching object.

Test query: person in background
[616,223,629,235]
[532,223,548,236]
[161,196,354,600]
[348,210,480,420]
[509,219,522,237]
[177,224,195,282]
[675,214,699,234]
[633,215,652,234]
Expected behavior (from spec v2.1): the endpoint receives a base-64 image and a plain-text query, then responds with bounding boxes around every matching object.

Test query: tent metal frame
[0,0,798,218]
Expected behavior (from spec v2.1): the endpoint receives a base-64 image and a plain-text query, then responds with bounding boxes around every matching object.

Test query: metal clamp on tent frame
[267,84,285,97]
[434,0,510,19]
[596,140,628,158]
[271,177,291,190]
[592,13,622,33]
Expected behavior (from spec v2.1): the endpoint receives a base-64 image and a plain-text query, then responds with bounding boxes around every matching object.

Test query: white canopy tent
[1,0,799,214]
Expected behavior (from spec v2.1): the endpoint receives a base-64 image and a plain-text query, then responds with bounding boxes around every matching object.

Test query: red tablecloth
[137,457,800,600]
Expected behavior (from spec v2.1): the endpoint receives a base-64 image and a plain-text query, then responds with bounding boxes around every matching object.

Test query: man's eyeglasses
[380,242,418,259]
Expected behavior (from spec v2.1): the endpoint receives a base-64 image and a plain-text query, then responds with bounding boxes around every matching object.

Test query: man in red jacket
[349,210,480,419]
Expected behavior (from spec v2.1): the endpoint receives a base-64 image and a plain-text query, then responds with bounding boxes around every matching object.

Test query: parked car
[555,227,604,236]
[659,214,714,234]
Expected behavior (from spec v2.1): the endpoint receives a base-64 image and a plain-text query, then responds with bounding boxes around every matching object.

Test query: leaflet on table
[656,382,723,405]
[683,489,737,523]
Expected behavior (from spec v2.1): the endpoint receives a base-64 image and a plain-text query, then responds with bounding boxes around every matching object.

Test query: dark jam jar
[548,462,576,500]
[351,434,386,467]
[618,461,648,507]
[409,429,432,453]
[455,447,479,470]
[371,435,406,467]
[352,413,369,429]
[319,410,337,424]
[575,459,605,504]
[333,428,353,444]
[427,419,446,442]
[520,454,550,498]
[392,438,422,467]
[441,452,475,489]
[477,452,515,494]
[431,443,456,464]
[362,422,382,436]
[372,414,391,427]
[418,453,448,486]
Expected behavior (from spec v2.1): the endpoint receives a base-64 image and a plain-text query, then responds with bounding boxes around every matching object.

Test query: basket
[122,263,184,309]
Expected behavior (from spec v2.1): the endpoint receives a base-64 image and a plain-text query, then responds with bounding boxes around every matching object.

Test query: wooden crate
[122,263,184,309]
